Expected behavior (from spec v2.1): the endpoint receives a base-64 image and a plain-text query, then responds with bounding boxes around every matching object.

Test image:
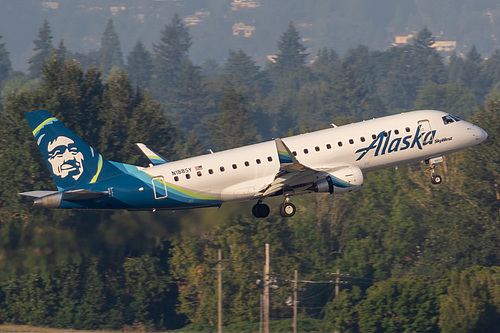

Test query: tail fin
[26,110,123,190]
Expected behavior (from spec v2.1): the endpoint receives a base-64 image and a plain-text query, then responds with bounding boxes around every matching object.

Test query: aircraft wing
[136,143,169,165]
[261,139,325,196]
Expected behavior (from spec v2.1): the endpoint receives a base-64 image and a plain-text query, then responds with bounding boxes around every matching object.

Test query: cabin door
[151,176,167,199]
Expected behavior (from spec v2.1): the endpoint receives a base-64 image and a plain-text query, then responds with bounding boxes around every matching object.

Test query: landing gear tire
[431,175,442,185]
[279,202,296,218]
[252,202,270,218]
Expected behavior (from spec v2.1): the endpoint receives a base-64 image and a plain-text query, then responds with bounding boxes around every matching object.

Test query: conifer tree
[98,19,123,77]
[269,21,311,93]
[275,22,307,74]
[207,89,256,150]
[224,49,260,87]
[28,19,54,78]
[55,39,67,63]
[126,40,153,89]
[152,13,192,100]
[0,32,12,83]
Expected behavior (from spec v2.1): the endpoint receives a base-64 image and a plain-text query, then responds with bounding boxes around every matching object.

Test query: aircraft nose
[473,126,488,143]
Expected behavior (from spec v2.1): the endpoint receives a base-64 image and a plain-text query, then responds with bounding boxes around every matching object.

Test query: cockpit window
[442,115,460,125]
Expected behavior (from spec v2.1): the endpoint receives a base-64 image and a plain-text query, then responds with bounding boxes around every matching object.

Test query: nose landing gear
[426,157,443,185]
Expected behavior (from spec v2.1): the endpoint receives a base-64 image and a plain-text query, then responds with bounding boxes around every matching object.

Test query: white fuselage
[144,110,487,202]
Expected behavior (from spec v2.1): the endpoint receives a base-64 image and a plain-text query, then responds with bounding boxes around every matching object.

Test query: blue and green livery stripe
[330,175,356,188]
[278,150,293,164]
[32,117,57,136]
[142,171,218,201]
[90,155,103,183]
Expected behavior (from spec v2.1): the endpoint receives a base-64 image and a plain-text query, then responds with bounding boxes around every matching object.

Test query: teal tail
[25,110,123,190]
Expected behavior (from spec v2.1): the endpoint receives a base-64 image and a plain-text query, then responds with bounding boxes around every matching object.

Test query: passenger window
[256,159,261,164]
[232,164,237,169]
[209,169,214,174]
[197,171,202,177]
[326,144,331,149]
[174,176,179,182]
[349,139,354,144]
[372,134,376,139]
[315,146,320,151]
[338,141,343,147]
[383,132,388,137]
[395,129,399,135]
[220,166,225,172]
[406,127,410,132]
[304,148,309,154]
[292,151,297,156]
[244,161,250,167]
[267,156,273,162]
[360,137,365,142]
[186,174,191,179]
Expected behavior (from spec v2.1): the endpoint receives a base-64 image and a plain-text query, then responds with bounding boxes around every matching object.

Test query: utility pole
[211,251,231,333]
[293,269,298,333]
[263,243,270,333]
[218,249,223,333]
[335,268,340,297]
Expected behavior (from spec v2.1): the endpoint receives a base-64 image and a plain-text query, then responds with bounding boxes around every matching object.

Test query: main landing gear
[252,200,270,218]
[279,197,296,218]
[426,158,443,185]
[252,197,297,218]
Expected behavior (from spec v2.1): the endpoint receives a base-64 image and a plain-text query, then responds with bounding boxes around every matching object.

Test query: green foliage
[28,20,54,79]
[0,33,12,86]
[98,19,124,77]
[207,89,257,150]
[323,286,363,333]
[439,266,500,333]
[358,277,445,333]
[414,82,478,118]
[126,40,153,89]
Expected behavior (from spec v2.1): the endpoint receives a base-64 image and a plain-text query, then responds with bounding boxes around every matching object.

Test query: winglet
[136,143,168,165]
[274,138,305,172]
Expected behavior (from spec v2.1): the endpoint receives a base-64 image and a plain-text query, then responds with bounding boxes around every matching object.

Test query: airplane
[20,109,487,218]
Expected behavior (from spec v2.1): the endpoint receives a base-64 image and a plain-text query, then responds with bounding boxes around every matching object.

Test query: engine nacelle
[313,166,364,194]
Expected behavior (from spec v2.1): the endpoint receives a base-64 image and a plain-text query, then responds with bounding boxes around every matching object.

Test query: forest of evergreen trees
[1,16,500,333]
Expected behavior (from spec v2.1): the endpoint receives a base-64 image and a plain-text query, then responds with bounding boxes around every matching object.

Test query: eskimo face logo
[47,136,85,180]
[355,126,437,161]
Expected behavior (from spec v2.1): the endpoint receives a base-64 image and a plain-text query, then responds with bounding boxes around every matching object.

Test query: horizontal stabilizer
[63,189,108,201]
[19,190,59,198]
[136,143,168,165]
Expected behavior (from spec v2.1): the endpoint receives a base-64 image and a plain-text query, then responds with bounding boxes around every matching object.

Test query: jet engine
[312,165,363,194]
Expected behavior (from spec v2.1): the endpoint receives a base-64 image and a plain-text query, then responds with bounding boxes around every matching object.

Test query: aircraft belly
[220,176,274,202]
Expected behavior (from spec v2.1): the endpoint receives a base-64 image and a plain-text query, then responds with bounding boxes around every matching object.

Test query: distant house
[432,41,457,52]
[393,32,415,46]
[184,15,202,27]
[42,2,59,10]
[231,0,261,10]
[233,22,256,37]
[393,31,456,52]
